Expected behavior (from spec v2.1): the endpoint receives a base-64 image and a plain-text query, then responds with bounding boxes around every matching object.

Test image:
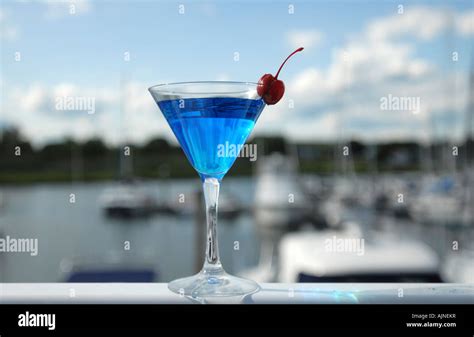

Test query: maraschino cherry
[257,47,304,105]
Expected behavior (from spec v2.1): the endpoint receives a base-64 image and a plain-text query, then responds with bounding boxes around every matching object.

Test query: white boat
[278,223,441,283]
[410,175,472,226]
[241,152,317,282]
[441,249,474,283]
[254,153,314,233]
[99,181,157,218]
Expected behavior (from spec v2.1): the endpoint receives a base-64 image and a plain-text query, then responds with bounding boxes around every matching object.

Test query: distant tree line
[0,127,472,183]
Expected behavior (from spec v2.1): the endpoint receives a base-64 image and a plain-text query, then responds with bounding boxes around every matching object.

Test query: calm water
[1,174,468,283]
[0,178,260,282]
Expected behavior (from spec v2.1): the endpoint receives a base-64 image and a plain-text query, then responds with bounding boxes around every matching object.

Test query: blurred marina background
[0,0,473,284]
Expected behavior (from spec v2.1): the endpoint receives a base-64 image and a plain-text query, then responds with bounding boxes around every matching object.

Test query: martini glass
[149,81,265,299]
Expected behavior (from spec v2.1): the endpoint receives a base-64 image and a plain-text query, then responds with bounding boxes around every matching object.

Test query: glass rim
[148,81,259,95]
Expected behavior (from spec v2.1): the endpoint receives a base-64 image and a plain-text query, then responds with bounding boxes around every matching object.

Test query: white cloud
[367,6,451,42]
[285,114,338,141]
[44,0,91,19]
[2,5,472,144]
[122,82,173,144]
[266,6,471,142]
[19,85,48,112]
[286,29,323,49]
[215,73,231,81]
[0,8,18,40]
[280,39,433,116]
[2,81,173,146]
[456,10,474,35]
[367,6,474,41]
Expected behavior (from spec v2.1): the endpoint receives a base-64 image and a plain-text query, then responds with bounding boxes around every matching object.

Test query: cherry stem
[275,47,304,79]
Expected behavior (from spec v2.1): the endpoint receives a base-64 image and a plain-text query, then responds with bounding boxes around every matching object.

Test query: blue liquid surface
[158,97,265,180]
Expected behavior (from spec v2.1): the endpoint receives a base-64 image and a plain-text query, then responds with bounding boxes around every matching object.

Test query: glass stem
[202,177,222,271]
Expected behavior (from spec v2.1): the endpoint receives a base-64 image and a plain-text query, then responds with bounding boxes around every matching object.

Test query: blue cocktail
[149,82,265,299]
[158,97,264,180]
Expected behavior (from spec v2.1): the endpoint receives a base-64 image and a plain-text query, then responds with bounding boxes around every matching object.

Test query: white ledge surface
[1,283,473,304]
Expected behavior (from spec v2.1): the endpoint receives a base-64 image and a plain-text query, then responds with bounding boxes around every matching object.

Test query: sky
[0,0,473,146]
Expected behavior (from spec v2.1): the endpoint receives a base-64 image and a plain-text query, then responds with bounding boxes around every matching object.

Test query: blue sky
[1,0,473,145]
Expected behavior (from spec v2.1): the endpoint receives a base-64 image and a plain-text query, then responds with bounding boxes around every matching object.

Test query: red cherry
[257,73,274,97]
[257,47,304,105]
[263,79,284,105]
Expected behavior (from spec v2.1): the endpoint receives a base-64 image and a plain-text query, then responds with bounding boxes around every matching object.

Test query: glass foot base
[168,267,260,300]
